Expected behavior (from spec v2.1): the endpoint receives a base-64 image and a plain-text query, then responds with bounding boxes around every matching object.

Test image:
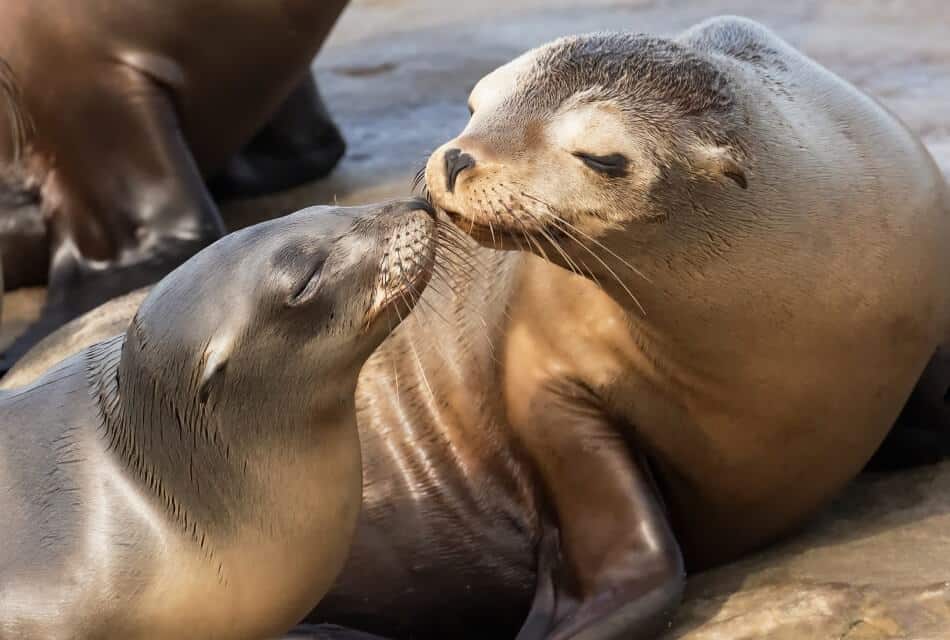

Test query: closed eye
[287,256,326,306]
[573,152,629,177]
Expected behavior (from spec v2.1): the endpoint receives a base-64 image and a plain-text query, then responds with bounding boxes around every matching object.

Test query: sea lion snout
[358,199,438,325]
[427,134,508,206]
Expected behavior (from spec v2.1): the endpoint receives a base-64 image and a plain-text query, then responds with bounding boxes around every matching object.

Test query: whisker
[481,189,499,250]
[487,185,647,315]
[516,207,587,279]
[411,166,427,194]
[547,217,646,316]
[519,190,653,286]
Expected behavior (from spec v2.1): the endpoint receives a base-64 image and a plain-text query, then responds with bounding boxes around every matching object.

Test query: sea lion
[9,17,950,640]
[421,13,950,637]
[0,197,438,640]
[0,0,350,365]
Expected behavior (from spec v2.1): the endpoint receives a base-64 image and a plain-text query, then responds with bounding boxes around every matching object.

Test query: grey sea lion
[0,197,437,639]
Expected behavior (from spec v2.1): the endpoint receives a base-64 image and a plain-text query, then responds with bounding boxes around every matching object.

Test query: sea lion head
[425,33,751,294]
[119,198,437,418]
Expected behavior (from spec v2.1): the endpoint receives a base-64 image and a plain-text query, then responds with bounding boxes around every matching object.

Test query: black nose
[444,148,475,193]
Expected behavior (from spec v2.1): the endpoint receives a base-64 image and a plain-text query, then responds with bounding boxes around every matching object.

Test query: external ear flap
[693,144,748,190]
[198,337,231,404]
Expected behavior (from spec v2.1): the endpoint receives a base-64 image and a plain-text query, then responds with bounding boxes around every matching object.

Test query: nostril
[444,148,476,193]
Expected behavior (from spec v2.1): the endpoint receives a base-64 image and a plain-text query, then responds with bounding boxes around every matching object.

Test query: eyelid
[285,253,329,307]
[573,152,629,177]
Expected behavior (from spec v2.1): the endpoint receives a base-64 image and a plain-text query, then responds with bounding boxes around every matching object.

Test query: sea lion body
[1,348,360,639]
[0,0,350,364]
[3,245,619,639]
[0,0,337,174]
[425,14,950,563]
[7,17,950,640]
[0,198,437,639]
[420,14,950,638]
[314,253,665,638]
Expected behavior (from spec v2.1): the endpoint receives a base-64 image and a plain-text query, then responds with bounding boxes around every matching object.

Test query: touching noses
[443,148,475,193]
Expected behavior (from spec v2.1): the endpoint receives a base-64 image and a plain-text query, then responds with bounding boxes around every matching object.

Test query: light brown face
[426,49,653,250]
[424,34,749,257]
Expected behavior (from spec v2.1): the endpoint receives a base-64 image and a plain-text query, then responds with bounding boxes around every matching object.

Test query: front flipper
[208,74,346,201]
[0,69,225,370]
[514,381,685,640]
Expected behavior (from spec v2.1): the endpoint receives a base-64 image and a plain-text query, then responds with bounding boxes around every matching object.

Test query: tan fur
[426,16,950,565]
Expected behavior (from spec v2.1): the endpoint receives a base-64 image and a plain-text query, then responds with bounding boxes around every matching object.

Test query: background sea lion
[0,198,437,639]
[8,16,950,640]
[0,0,351,366]
[1,288,148,389]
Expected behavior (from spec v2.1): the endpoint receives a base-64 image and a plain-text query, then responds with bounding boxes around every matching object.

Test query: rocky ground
[4,1,950,638]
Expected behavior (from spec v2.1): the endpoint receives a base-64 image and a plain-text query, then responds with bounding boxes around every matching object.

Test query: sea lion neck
[88,334,247,545]
[89,330,355,551]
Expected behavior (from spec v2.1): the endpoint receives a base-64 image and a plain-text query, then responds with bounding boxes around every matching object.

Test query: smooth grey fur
[0,199,436,639]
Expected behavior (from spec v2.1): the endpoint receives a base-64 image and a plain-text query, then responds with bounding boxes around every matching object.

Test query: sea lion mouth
[363,211,438,326]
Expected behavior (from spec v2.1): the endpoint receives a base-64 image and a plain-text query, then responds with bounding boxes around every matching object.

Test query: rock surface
[665,463,950,639]
[5,1,950,638]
